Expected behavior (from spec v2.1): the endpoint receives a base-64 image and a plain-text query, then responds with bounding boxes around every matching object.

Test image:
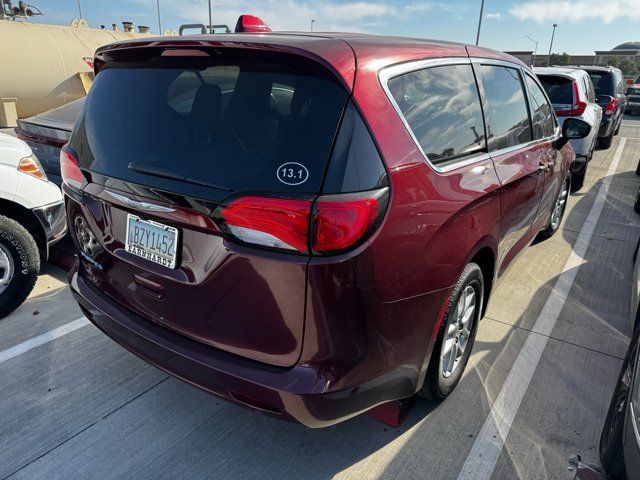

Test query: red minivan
[64,32,590,427]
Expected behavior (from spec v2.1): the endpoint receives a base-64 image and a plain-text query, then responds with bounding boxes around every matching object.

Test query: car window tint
[478,65,532,151]
[525,74,556,139]
[69,54,349,197]
[589,72,613,97]
[538,75,573,105]
[387,64,486,164]
[584,76,595,102]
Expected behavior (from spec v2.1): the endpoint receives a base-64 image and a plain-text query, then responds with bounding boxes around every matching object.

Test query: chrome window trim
[379,57,479,173]
[475,60,561,146]
[379,57,560,174]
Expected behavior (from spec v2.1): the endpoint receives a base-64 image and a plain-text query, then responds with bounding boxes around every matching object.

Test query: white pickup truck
[0,132,66,318]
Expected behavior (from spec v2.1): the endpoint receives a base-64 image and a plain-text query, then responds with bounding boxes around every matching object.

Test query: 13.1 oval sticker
[276,162,309,186]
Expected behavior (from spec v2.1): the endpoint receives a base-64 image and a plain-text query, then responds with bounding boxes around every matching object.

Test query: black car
[626,86,640,116]
[15,98,84,186]
[600,239,640,479]
[566,66,627,149]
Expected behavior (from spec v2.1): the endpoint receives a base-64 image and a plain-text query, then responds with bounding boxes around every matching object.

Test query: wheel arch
[469,244,496,316]
[0,198,47,261]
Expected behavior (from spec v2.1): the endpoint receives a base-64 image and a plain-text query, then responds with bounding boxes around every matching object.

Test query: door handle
[538,162,550,171]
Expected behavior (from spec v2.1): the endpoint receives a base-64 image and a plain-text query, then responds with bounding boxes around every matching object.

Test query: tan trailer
[0,19,149,126]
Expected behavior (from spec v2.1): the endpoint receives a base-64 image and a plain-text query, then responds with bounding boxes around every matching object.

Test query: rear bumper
[69,265,414,428]
[571,155,588,174]
[626,101,640,111]
[598,115,616,138]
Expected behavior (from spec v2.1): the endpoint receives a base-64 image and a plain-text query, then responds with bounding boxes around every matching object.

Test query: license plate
[125,214,179,269]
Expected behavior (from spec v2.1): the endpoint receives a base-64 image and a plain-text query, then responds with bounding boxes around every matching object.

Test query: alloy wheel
[550,179,569,231]
[442,285,477,378]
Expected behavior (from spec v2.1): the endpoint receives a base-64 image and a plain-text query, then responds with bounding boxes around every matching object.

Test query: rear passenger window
[524,75,556,139]
[387,64,486,164]
[478,65,532,151]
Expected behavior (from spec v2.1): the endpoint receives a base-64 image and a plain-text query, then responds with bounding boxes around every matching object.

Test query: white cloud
[486,12,502,20]
[509,0,640,23]
[134,0,444,32]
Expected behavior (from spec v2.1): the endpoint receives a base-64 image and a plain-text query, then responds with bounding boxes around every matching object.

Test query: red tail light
[60,145,86,190]
[313,197,379,253]
[219,189,388,255]
[221,197,312,252]
[555,81,587,117]
[605,97,618,115]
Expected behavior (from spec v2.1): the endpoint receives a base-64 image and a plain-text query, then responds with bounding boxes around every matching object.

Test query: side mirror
[562,118,591,140]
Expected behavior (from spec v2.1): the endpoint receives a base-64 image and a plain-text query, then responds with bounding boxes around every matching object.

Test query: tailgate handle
[133,274,166,300]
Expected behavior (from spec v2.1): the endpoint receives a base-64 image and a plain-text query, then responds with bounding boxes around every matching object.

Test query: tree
[607,57,621,69]
[618,58,638,77]
[549,52,570,66]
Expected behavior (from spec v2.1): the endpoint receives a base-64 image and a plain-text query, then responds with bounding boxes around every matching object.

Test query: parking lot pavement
[1,119,640,480]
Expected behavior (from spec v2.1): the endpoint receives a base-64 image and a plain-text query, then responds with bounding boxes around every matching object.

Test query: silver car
[534,67,603,191]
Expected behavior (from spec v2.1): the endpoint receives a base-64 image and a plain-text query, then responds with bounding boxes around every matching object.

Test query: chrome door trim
[105,190,176,213]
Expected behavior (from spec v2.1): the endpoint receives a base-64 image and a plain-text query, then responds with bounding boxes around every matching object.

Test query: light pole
[475,0,485,46]
[156,0,162,35]
[547,23,558,66]
[208,0,212,33]
[311,19,315,32]
[76,0,82,18]
[525,34,538,67]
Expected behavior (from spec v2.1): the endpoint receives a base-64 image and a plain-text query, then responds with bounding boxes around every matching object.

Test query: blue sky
[32,0,640,54]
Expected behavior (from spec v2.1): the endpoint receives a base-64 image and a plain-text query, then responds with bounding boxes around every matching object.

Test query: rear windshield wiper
[128,162,232,192]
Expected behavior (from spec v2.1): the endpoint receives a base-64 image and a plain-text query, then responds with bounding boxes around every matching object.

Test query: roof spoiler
[234,15,272,33]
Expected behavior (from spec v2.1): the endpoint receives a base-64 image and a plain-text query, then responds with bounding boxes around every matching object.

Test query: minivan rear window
[588,72,613,97]
[538,75,573,105]
[70,53,349,197]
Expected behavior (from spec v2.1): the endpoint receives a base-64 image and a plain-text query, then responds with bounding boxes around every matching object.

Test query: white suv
[534,67,603,191]
[0,132,66,318]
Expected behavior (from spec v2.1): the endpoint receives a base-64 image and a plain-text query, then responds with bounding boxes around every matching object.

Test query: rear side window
[69,53,349,198]
[538,75,573,105]
[525,74,556,139]
[582,76,595,103]
[478,65,532,151]
[387,64,486,164]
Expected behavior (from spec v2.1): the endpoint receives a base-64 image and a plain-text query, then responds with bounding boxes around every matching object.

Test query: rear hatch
[16,98,82,185]
[67,46,353,367]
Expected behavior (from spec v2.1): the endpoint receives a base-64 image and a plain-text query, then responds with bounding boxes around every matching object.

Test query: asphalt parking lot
[2,117,640,480]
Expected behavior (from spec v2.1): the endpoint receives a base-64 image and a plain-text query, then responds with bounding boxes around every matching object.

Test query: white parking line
[0,317,90,364]
[458,138,628,480]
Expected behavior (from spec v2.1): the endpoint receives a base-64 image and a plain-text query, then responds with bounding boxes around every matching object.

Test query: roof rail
[554,63,612,68]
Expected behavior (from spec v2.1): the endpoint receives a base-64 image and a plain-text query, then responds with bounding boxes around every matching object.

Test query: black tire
[571,162,587,192]
[420,263,483,401]
[539,177,570,240]
[0,215,40,319]
[635,157,640,176]
[614,120,621,136]
[599,331,640,478]
[599,133,614,149]
[635,187,640,214]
